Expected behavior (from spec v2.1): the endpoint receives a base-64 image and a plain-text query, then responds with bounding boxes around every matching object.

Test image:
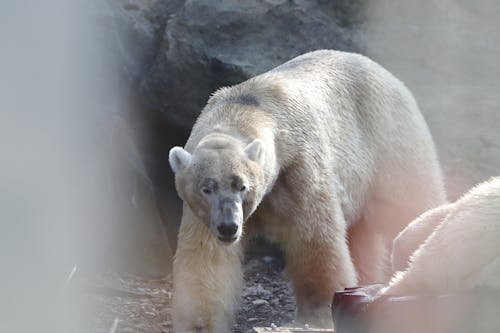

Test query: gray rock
[252,299,270,307]
[99,0,185,83]
[243,284,273,298]
[141,0,362,131]
[262,256,274,263]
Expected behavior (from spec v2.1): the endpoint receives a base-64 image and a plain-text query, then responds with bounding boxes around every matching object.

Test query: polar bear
[383,177,500,295]
[168,50,446,332]
[390,202,455,273]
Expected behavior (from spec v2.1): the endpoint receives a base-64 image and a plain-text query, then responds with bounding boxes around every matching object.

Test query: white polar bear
[383,177,500,295]
[169,50,446,332]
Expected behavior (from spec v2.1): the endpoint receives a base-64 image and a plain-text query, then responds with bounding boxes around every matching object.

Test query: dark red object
[332,285,500,333]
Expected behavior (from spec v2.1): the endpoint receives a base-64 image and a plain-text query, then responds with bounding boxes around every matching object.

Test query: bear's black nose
[217,223,238,237]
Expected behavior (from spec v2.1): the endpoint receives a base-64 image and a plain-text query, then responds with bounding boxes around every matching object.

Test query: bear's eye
[240,185,247,192]
[201,188,212,195]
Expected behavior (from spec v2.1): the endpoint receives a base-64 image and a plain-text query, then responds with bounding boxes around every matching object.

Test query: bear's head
[169,138,265,244]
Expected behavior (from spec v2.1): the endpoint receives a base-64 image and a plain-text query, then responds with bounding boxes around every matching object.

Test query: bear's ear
[169,147,192,174]
[244,139,264,164]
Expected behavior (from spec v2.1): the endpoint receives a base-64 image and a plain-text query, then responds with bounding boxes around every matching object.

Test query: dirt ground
[74,255,295,333]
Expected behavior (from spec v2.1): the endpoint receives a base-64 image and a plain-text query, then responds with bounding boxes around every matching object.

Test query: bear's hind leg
[285,225,357,328]
[348,219,389,284]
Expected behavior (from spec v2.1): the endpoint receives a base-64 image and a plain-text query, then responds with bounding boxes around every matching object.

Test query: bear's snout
[217,222,238,241]
[213,197,242,243]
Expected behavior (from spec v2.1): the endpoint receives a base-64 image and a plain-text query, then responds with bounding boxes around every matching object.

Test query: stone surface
[141,0,363,131]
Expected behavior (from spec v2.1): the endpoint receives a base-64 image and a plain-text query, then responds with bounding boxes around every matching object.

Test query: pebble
[252,299,269,306]
[242,284,272,298]
[262,256,274,263]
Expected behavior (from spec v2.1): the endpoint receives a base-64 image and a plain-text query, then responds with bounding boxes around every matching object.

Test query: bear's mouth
[217,235,238,244]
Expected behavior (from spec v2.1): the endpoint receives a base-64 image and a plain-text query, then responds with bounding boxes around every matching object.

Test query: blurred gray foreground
[0,1,499,332]
[0,1,171,332]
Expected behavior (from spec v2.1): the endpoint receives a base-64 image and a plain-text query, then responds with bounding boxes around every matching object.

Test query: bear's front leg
[285,210,358,328]
[173,206,243,333]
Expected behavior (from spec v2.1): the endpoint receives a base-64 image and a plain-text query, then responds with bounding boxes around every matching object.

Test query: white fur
[244,139,264,164]
[173,205,243,333]
[169,146,192,174]
[171,50,446,332]
[382,177,500,295]
[391,203,455,272]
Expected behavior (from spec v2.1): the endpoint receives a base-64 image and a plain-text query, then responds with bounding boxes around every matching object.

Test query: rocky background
[94,0,499,277]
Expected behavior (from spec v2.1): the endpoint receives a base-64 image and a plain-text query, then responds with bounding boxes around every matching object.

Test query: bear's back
[198,50,444,222]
